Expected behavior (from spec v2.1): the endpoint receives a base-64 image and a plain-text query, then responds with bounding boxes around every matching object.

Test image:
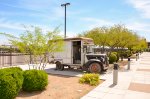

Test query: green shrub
[112,52,119,62]
[0,67,23,92]
[109,53,117,64]
[0,67,23,75]
[120,50,132,58]
[9,67,24,92]
[0,67,23,99]
[10,67,23,71]
[0,75,18,99]
[22,69,48,92]
[79,73,100,86]
[126,50,132,57]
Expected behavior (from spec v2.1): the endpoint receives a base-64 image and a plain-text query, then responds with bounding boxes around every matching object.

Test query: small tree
[0,26,64,70]
[132,38,147,52]
[78,27,108,53]
[77,24,148,56]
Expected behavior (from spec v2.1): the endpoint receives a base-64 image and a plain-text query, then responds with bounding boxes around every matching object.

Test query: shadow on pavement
[109,84,117,88]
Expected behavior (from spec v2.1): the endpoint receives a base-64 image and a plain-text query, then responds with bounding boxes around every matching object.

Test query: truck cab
[53,37,109,73]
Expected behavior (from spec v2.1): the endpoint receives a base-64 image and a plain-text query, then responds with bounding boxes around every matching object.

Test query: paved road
[82,52,150,99]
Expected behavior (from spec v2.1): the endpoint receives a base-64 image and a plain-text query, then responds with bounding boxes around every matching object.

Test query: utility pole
[61,3,70,38]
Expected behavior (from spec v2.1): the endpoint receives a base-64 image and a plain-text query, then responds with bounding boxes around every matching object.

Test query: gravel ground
[108,60,128,70]
[16,74,104,99]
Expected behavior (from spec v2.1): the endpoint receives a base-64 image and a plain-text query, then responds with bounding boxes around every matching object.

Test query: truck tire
[59,64,64,71]
[55,61,64,71]
[55,61,60,70]
[89,62,102,73]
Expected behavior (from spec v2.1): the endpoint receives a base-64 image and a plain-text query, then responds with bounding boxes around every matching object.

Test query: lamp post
[61,3,70,38]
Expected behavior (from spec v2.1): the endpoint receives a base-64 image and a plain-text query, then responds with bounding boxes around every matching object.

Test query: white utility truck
[53,37,109,73]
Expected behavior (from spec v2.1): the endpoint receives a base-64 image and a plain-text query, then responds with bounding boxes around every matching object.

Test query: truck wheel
[59,64,64,71]
[55,61,64,71]
[89,62,101,73]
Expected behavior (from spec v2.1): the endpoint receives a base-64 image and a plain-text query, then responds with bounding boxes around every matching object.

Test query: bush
[109,53,117,64]
[10,67,23,71]
[79,73,100,86]
[0,67,23,99]
[22,69,48,92]
[9,67,24,92]
[0,75,18,99]
[112,52,119,62]
[126,50,132,57]
[0,67,23,75]
[119,50,132,58]
[0,67,23,92]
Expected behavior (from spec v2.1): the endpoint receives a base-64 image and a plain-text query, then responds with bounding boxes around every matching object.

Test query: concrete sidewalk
[81,52,150,99]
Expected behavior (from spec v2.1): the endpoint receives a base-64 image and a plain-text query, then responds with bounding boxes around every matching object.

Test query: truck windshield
[83,45,94,54]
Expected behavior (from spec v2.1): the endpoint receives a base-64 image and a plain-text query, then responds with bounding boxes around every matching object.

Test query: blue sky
[0,0,150,44]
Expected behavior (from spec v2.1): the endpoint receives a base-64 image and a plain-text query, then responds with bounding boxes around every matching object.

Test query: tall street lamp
[61,3,70,38]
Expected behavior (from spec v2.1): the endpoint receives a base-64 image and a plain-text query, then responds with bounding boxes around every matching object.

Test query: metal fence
[0,51,31,67]
[0,44,50,68]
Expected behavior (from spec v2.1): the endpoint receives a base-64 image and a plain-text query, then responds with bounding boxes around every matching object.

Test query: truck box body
[52,37,108,73]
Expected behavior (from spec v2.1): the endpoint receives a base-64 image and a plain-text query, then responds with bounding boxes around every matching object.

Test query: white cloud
[0,18,54,32]
[83,18,113,25]
[0,18,25,31]
[81,17,114,30]
[81,17,150,32]
[0,18,56,44]
[127,0,150,18]
[126,22,150,32]
[0,11,44,18]
[126,22,150,41]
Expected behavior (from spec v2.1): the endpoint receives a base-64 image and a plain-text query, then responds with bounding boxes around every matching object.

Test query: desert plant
[109,53,117,64]
[0,27,64,70]
[10,67,23,71]
[9,67,24,92]
[0,67,23,99]
[112,52,119,62]
[79,73,100,86]
[119,50,132,58]
[22,69,48,92]
[126,50,132,57]
[0,75,18,99]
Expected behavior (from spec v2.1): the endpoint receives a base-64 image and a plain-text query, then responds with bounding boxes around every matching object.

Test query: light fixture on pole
[61,3,70,38]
